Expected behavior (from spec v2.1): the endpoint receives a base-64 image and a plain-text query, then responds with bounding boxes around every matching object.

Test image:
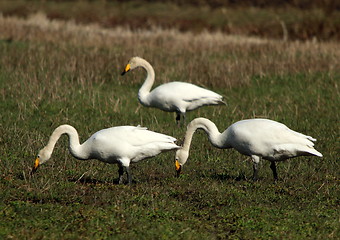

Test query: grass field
[0,10,339,240]
[0,0,339,41]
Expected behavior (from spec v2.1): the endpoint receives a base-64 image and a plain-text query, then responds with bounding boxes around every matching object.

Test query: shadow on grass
[68,176,138,185]
[68,176,119,185]
[213,173,248,181]
[197,171,249,182]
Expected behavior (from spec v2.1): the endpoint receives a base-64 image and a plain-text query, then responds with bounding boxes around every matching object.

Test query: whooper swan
[121,56,225,125]
[32,124,180,184]
[175,118,323,180]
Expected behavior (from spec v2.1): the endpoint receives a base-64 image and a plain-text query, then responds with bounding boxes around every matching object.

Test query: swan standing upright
[175,118,323,180]
[121,57,225,125]
[32,124,180,184]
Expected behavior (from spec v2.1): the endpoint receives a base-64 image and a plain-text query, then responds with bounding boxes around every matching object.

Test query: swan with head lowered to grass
[121,57,225,125]
[175,117,323,180]
[31,124,180,184]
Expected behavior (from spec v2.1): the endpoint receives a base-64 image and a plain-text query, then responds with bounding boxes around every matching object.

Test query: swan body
[121,57,225,125]
[32,124,180,184]
[175,118,323,180]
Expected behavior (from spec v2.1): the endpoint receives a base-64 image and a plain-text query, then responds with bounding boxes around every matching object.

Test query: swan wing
[86,126,179,162]
[148,82,223,112]
[272,143,323,160]
[121,126,180,162]
[153,82,222,99]
[228,119,322,160]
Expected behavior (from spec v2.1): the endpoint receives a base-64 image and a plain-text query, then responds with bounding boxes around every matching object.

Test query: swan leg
[176,113,181,126]
[253,163,259,181]
[125,166,132,185]
[181,113,186,126]
[251,155,261,181]
[118,166,125,184]
[176,112,186,127]
[270,161,278,181]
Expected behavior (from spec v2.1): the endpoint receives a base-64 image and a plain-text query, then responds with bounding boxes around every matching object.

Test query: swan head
[31,148,52,174]
[175,148,189,177]
[121,56,143,75]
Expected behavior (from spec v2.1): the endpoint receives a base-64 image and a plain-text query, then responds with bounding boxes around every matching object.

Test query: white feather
[175,118,323,180]
[34,124,180,184]
[122,57,225,124]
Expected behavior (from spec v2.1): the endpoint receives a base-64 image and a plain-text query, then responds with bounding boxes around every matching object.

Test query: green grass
[0,15,339,239]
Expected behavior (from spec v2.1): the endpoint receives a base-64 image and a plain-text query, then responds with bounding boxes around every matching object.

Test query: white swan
[175,117,323,180]
[121,56,225,125]
[32,124,180,184]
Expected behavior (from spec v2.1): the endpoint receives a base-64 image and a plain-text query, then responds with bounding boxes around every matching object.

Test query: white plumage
[121,56,225,125]
[32,124,180,184]
[175,117,323,180]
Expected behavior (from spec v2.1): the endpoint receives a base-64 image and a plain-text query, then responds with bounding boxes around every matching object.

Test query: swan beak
[31,157,40,174]
[121,64,131,76]
[175,160,182,177]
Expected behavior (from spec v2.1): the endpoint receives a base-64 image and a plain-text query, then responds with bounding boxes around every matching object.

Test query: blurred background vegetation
[0,0,339,41]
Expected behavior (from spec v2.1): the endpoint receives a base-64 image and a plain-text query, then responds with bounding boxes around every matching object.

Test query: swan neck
[45,125,87,160]
[137,60,155,105]
[182,118,223,152]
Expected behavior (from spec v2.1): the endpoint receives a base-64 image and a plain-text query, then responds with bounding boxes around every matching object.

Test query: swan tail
[306,135,317,142]
[218,99,227,106]
[294,130,317,142]
[297,145,323,158]
[147,142,180,155]
[306,148,323,157]
[274,144,323,159]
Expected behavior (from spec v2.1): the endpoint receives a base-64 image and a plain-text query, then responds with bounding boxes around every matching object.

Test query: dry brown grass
[1,0,339,41]
[1,13,338,91]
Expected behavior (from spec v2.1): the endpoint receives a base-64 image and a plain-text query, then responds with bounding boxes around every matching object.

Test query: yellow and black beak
[175,160,182,177]
[31,157,40,175]
[121,63,131,76]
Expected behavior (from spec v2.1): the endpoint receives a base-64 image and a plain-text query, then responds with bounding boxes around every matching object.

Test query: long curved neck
[137,59,155,106]
[45,125,89,160]
[182,118,227,152]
